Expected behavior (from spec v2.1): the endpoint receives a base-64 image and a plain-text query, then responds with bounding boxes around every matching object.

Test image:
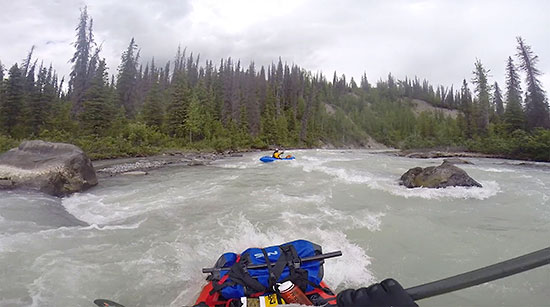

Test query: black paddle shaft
[201,250,342,273]
[405,246,550,301]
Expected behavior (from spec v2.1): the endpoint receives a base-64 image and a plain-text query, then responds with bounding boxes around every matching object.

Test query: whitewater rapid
[0,150,548,306]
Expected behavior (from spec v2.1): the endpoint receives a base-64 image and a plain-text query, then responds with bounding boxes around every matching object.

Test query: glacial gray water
[0,149,549,307]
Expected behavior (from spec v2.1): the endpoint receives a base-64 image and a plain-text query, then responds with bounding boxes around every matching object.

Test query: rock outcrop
[0,140,97,196]
[400,161,482,188]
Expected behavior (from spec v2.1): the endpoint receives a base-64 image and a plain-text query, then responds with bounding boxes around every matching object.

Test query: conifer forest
[1,8,549,161]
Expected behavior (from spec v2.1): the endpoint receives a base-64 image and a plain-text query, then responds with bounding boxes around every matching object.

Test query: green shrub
[524,129,550,161]
[0,134,18,153]
[251,137,268,149]
[38,129,74,143]
[212,137,232,152]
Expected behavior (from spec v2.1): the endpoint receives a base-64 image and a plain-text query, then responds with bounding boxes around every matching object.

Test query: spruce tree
[0,61,5,129]
[504,56,525,131]
[195,79,215,140]
[515,37,550,129]
[444,85,455,108]
[460,79,474,138]
[244,62,260,136]
[117,38,139,118]
[21,46,35,89]
[493,82,504,118]
[2,65,24,136]
[360,73,370,92]
[27,64,53,135]
[69,6,95,115]
[80,59,113,135]
[471,59,491,134]
[185,92,203,142]
[260,85,278,145]
[41,64,60,132]
[166,79,190,138]
[141,81,164,130]
[0,60,4,81]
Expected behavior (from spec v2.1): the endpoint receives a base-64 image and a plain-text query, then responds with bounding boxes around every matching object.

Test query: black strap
[232,262,266,293]
[262,248,285,304]
[261,249,276,288]
[271,250,291,285]
[210,258,266,296]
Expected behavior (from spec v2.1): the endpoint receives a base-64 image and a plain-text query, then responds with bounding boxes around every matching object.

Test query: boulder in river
[0,140,98,196]
[400,161,482,188]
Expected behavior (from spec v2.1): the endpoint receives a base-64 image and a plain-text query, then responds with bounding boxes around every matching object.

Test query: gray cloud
[1,0,548,92]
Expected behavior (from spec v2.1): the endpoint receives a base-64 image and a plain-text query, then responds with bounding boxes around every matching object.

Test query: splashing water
[0,150,549,306]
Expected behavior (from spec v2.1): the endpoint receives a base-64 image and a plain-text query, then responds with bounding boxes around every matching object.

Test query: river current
[0,149,549,306]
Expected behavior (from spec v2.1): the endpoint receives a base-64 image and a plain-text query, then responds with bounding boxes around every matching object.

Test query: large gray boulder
[400,161,482,188]
[0,140,98,196]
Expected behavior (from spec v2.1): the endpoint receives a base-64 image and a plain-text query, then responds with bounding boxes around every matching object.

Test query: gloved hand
[337,278,418,307]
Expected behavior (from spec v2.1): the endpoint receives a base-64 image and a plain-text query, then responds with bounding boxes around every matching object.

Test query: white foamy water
[1,150,549,306]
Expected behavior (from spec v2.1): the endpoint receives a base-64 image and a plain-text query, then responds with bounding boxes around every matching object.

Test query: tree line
[1,7,549,161]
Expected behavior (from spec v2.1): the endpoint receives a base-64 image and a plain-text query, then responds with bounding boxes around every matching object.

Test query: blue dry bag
[207,239,324,299]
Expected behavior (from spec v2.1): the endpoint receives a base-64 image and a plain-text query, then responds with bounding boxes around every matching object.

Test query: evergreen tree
[245,62,260,136]
[261,85,278,144]
[444,85,455,108]
[21,46,35,90]
[40,64,61,132]
[1,65,24,136]
[238,104,251,143]
[0,61,4,128]
[80,59,113,135]
[117,38,139,118]
[141,81,164,130]
[195,80,216,140]
[69,6,95,115]
[472,59,491,134]
[22,54,38,133]
[27,64,53,135]
[350,77,358,90]
[185,91,203,142]
[0,60,5,82]
[166,79,190,138]
[300,79,318,144]
[504,56,524,131]
[460,79,474,138]
[515,37,550,129]
[220,58,234,124]
[493,82,504,118]
[360,72,370,92]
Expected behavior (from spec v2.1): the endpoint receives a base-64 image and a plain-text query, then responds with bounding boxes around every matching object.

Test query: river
[0,149,549,306]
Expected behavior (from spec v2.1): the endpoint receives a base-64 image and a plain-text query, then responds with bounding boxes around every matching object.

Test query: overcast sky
[1,0,549,93]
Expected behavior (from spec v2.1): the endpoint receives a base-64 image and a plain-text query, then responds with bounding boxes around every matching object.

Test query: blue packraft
[207,240,324,299]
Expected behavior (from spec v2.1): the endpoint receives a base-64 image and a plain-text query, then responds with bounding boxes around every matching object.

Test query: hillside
[322,102,389,149]
[410,99,461,119]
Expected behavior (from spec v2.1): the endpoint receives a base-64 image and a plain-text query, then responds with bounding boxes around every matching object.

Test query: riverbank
[391,148,550,170]
[395,149,504,159]
[92,150,254,177]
